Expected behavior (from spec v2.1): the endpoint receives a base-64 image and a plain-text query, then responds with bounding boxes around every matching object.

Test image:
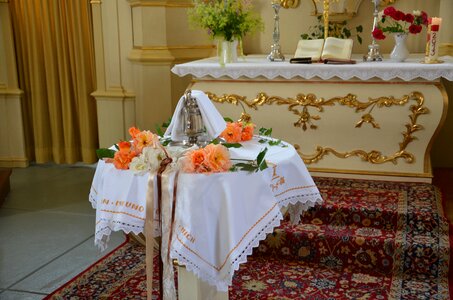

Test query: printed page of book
[293,39,325,62]
[320,37,353,60]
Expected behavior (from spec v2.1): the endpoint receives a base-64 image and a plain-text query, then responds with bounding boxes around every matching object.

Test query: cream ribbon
[145,171,157,300]
[145,160,177,300]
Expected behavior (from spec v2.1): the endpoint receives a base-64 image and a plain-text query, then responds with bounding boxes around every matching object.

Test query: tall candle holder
[323,0,330,40]
[424,17,443,64]
[268,0,285,61]
[363,0,383,61]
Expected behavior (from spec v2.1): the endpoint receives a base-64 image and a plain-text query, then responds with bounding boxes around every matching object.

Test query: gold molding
[128,0,192,8]
[90,0,101,4]
[207,92,419,131]
[134,45,215,51]
[439,43,453,56]
[208,91,429,165]
[424,83,449,172]
[307,167,432,179]
[280,0,300,9]
[0,157,29,168]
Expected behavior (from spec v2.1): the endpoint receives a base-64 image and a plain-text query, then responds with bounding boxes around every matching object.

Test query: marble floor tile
[0,208,95,288]
[0,290,46,300]
[3,164,96,213]
[11,231,126,294]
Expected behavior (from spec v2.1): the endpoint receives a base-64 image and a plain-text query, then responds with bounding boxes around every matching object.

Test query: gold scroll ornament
[279,0,300,9]
[207,91,429,165]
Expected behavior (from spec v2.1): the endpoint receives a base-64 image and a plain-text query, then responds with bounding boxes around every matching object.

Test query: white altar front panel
[172,55,453,182]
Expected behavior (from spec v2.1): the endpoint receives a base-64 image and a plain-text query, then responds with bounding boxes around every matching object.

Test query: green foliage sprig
[258,127,286,147]
[301,16,363,44]
[188,0,264,42]
[230,147,268,172]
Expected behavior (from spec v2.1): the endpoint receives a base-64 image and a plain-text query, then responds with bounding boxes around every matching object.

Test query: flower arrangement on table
[372,6,428,40]
[187,0,264,42]
[97,122,275,175]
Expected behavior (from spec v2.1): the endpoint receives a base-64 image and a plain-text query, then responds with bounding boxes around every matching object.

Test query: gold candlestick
[323,0,329,39]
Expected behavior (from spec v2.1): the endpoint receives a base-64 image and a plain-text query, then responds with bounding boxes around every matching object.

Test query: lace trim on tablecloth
[171,212,283,292]
[278,193,323,224]
[171,56,453,81]
[94,221,145,251]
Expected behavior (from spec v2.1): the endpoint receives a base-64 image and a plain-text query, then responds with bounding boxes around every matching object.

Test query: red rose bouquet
[372,6,428,40]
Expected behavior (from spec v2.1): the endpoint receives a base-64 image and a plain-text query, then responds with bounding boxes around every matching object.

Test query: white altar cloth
[171,54,453,81]
[89,137,322,291]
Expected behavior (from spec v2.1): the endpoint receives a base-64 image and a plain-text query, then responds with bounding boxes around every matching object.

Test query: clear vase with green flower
[188,0,264,66]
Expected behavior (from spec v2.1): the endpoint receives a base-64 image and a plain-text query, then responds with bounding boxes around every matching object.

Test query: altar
[172,54,453,183]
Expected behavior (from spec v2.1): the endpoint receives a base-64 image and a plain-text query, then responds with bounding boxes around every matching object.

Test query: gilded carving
[207,91,428,165]
[294,91,428,165]
[280,0,300,8]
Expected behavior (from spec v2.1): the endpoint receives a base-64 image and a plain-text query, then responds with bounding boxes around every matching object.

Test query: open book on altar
[290,37,355,64]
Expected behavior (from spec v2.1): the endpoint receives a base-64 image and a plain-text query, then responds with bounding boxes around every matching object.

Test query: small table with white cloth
[89,136,323,299]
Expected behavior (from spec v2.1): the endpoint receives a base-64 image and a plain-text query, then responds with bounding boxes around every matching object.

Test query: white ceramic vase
[390,33,409,62]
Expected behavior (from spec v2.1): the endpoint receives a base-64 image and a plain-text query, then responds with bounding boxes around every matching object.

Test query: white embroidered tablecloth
[171,54,453,81]
[89,137,322,291]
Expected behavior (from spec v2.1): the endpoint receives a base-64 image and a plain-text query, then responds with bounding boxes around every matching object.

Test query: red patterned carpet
[45,177,451,299]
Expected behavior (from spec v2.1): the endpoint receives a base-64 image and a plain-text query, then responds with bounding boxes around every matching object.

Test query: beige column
[90,0,136,148]
[438,0,453,55]
[0,0,28,167]
[91,0,214,147]
[127,0,214,130]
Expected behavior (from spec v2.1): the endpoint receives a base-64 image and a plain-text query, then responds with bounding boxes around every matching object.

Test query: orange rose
[241,123,255,141]
[220,122,243,143]
[128,127,141,139]
[183,149,207,173]
[113,150,135,170]
[118,141,132,153]
[134,130,157,153]
[204,144,231,172]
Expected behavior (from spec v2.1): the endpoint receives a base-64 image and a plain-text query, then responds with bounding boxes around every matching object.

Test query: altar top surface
[172,54,453,82]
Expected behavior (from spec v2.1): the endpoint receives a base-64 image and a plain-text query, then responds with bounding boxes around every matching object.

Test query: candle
[425,17,442,63]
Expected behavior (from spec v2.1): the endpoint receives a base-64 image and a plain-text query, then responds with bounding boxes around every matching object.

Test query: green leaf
[258,139,266,144]
[96,148,116,159]
[357,36,362,44]
[259,159,268,171]
[162,118,171,128]
[344,28,351,37]
[155,124,164,137]
[234,163,257,172]
[224,117,234,123]
[268,139,282,146]
[256,147,268,167]
[259,127,272,137]
[301,33,309,39]
[160,138,171,146]
[356,25,363,33]
[221,143,242,148]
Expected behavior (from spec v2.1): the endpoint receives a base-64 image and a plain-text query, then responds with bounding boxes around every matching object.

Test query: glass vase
[390,33,409,62]
[217,39,238,66]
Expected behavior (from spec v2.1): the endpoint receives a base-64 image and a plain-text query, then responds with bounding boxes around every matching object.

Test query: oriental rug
[44,177,450,299]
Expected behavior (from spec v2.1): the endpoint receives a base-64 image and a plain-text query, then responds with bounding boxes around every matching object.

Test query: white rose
[129,155,149,175]
[413,10,421,17]
[142,146,165,173]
